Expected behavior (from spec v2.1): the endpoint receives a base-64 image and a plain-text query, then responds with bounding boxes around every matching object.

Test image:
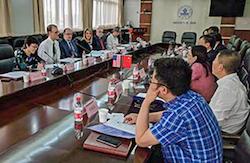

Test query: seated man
[198,35,217,66]
[106,27,120,50]
[38,24,61,63]
[210,50,250,134]
[59,28,80,58]
[125,58,222,162]
[211,33,226,53]
[92,27,106,50]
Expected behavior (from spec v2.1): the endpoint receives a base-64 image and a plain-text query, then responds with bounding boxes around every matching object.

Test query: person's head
[63,28,73,41]
[96,26,104,38]
[203,28,209,35]
[212,49,241,79]
[112,27,120,37]
[210,32,222,44]
[150,58,192,101]
[187,45,208,65]
[23,36,39,54]
[47,24,59,40]
[83,28,92,42]
[208,26,219,34]
[198,35,216,51]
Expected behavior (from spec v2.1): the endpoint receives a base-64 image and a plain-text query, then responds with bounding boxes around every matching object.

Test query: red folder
[122,55,132,69]
[83,132,133,157]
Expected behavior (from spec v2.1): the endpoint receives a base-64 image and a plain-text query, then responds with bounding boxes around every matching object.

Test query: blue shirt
[151,90,223,163]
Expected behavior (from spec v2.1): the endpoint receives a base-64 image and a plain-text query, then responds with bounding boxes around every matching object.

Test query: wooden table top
[0,43,169,162]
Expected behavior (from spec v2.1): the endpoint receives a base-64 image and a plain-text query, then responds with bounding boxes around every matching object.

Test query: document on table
[88,113,152,139]
[0,71,28,79]
[59,58,81,63]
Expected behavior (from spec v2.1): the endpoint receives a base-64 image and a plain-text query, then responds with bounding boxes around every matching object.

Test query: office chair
[232,37,242,51]
[13,37,25,50]
[239,40,250,59]
[0,44,15,74]
[181,32,197,47]
[227,35,237,50]
[162,31,176,43]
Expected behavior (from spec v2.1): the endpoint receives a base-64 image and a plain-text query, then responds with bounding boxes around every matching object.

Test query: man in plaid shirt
[125,58,223,162]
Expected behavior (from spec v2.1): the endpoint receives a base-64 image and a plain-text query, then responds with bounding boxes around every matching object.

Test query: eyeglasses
[149,76,169,88]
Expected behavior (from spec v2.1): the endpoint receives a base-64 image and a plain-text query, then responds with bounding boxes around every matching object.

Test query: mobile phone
[96,134,122,148]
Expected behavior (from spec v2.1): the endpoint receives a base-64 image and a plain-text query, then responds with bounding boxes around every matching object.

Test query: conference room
[0,0,250,162]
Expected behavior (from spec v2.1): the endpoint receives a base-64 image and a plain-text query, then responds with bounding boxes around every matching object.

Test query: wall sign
[173,5,196,25]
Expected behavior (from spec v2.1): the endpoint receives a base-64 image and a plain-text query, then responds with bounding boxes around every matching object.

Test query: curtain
[43,0,82,30]
[33,0,45,34]
[81,0,93,29]
[0,0,12,37]
[92,0,119,29]
[117,0,124,27]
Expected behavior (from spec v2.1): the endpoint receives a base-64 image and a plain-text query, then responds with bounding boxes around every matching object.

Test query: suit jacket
[214,42,226,53]
[59,39,80,59]
[75,39,92,54]
[92,35,106,50]
[207,49,218,66]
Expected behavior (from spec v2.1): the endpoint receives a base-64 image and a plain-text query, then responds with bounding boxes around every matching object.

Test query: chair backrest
[234,115,250,163]
[181,32,197,47]
[227,35,237,50]
[232,37,242,51]
[13,37,25,50]
[0,39,10,45]
[239,40,250,59]
[242,48,250,73]
[162,31,176,43]
[32,34,43,44]
[0,44,15,74]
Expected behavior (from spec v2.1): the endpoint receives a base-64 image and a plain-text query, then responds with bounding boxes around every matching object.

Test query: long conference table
[0,43,169,163]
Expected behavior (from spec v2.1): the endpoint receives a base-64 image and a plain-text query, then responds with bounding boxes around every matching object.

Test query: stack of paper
[0,71,28,79]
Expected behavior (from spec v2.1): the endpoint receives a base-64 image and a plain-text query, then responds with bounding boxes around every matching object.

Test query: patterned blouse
[14,49,42,71]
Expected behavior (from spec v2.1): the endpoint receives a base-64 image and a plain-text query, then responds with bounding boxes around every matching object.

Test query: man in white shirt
[38,24,61,64]
[106,27,120,50]
[210,49,250,134]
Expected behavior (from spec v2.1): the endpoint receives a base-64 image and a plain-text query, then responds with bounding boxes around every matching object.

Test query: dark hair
[208,26,219,34]
[63,28,72,34]
[112,27,120,33]
[47,24,58,33]
[24,36,39,48]
[210,32,222,43]
[218,49,241,74]
[199,35,216,49]
[191,45,210,76]
[154,58,192,96]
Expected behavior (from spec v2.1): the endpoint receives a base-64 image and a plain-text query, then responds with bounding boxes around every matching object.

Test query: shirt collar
[217,73,238,85]
[163,90,193,109]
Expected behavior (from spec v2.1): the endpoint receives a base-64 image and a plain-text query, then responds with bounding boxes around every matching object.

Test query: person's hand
[37,63,44,70]
[144,84,160,105]
[124,113,138,124]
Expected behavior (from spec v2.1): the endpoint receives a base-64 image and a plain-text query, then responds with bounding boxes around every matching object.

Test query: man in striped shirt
[125,58,223,162]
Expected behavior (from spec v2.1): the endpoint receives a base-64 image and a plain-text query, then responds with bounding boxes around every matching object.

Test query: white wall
[235,0,250,30]
[150,0,221,43]
[11,0,34,35]
[124,0,140,27]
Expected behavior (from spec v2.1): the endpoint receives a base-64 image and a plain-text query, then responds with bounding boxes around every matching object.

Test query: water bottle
[73,93,83,140]
[108,79,116,105]
[133,64,140,84]
[74,94,83,122]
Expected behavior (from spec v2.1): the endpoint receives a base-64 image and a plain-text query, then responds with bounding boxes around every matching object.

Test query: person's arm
[38,41,49,63]
[209,87,236,127]
[124,111,164,124]
[15,51,28,71]
[136,99,159,147]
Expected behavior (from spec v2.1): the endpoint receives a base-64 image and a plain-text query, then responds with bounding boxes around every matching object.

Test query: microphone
[75,40,92,54]
[43,51,63,76]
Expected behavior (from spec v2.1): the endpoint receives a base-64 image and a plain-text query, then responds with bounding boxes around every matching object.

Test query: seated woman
[75,28,93,55]
[187,45,217,102]
[15,36,43,71]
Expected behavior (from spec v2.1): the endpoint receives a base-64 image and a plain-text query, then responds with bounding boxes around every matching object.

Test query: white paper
[136,93,165,102]
[0,71,28,79]
[104,113,152,135]
[45,64,64,69]
[59,58,81,63]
